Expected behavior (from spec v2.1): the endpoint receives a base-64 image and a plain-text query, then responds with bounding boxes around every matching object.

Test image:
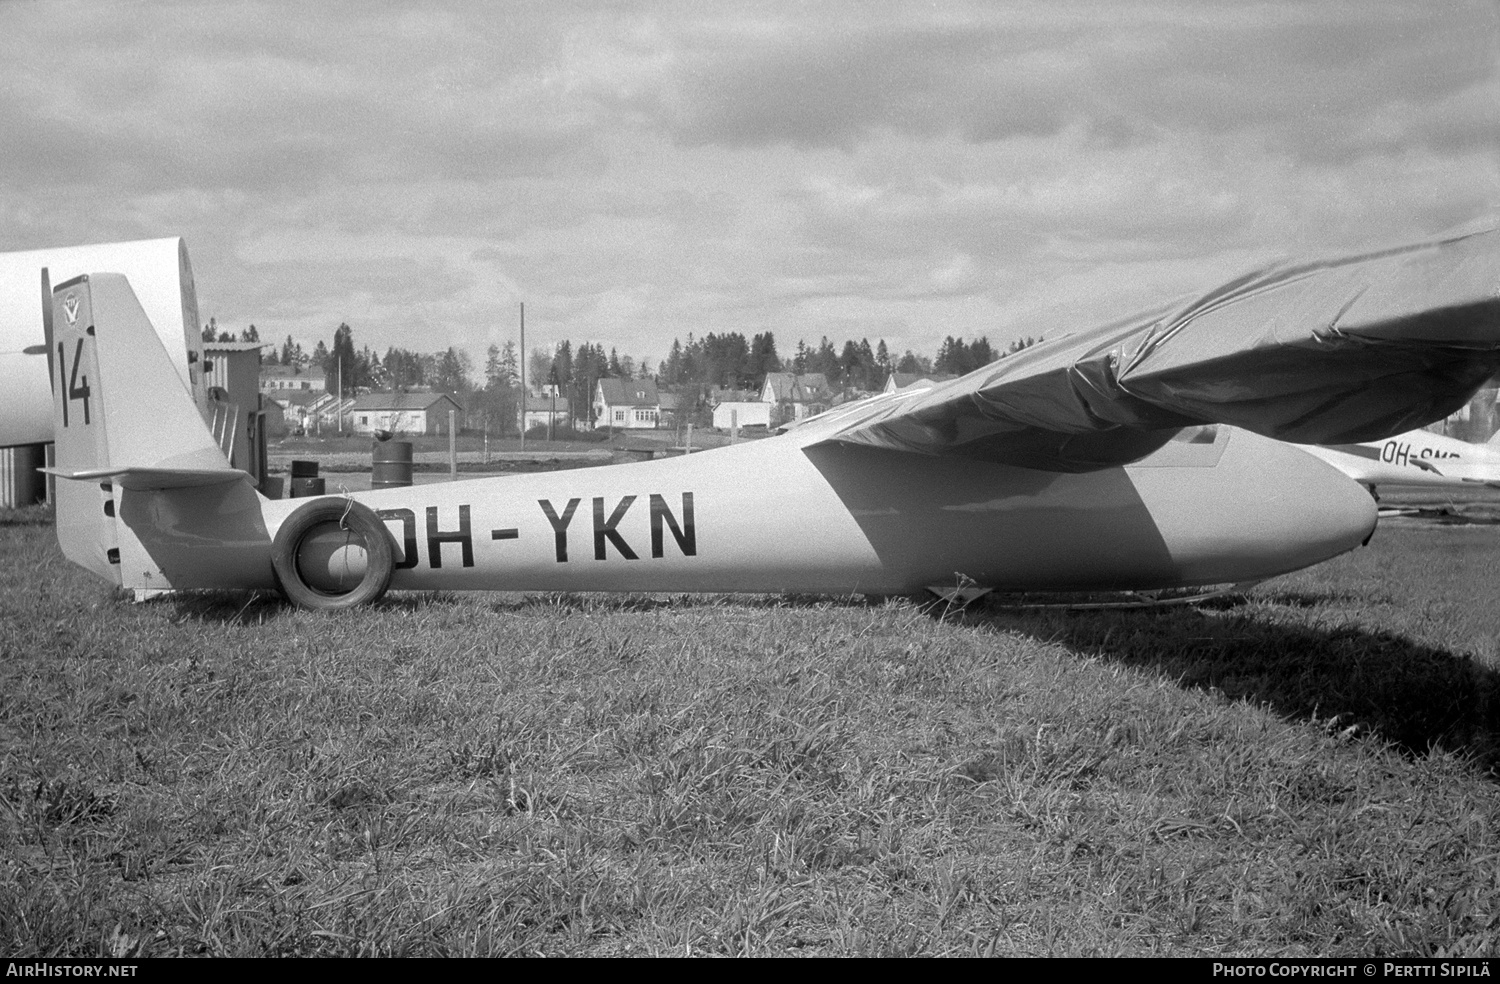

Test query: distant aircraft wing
[802,226,1500,472]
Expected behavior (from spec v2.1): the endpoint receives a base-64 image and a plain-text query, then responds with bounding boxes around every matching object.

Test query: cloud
[0,0,1493,366]
[561,1,1497,169]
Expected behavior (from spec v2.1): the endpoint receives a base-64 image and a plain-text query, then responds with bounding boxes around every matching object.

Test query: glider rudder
[46,273,271,595]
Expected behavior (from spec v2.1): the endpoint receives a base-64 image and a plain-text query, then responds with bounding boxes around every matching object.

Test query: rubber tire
[272,498,395,610]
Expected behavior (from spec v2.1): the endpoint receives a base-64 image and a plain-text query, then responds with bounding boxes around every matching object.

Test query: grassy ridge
[2,512,1499,956]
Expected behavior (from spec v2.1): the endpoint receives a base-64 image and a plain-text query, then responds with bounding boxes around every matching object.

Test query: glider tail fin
[46,273,259,591]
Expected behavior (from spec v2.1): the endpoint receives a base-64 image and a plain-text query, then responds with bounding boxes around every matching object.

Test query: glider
[1300,427,1500,494]
[41,226,1500,609]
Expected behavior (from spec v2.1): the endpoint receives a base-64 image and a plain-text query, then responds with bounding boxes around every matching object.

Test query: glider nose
[1279,445,1379,556]
[1223,431,1379,578]
[1132,428,1378,585]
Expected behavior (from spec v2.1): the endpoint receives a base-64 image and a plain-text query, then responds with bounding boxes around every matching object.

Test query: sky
[1,0,1496,372]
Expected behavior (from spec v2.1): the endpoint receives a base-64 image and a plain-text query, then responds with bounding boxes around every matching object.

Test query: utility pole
[519,301,525,451]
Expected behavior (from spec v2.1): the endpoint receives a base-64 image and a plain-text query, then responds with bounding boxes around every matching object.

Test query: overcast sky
[2,0,1496,370]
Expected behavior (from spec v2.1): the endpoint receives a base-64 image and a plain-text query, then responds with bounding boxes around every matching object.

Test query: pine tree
[792,340,809,374]
[663,338,684,386]
[813,337,839,384]
[839,339,862,390]
[856,338,876,390]
[527,346,552,392]
[485,344,503,389]
[749,331,781,387]
[324,323,357,396]
[551,341,573,389]
[500,340,519,388]
[434,347,469,395]
[357,345,381,390]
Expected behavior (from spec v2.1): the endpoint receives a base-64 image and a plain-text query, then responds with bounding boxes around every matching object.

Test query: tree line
[654,331,1037,393]
[215,316,1039,434]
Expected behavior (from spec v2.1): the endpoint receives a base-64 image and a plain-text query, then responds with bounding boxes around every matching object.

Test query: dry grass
[3,506,1500,956]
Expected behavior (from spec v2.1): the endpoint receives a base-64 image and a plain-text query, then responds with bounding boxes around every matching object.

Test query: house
[347,392,463,436]
[260,363,325,394]
[595,378,661,429]
[759,372,833,421]
[521,393,571,433]
[882,372,957,394]
[712,401,770,431]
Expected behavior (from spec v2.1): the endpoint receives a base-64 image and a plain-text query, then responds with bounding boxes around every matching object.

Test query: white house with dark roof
[759,372,834,421]
[348,392,463,436]
[595,378,661,429]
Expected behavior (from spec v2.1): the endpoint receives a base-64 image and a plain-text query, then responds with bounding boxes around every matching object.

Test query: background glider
[1301,428,1500,493]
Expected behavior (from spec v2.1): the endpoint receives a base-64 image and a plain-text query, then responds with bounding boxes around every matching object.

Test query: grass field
[3,503,1500,956]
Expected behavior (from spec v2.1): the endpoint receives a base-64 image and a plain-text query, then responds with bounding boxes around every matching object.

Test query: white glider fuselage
[121,426,1378,598]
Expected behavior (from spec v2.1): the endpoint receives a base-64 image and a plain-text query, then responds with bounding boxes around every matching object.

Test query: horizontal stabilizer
[42,464,247,490]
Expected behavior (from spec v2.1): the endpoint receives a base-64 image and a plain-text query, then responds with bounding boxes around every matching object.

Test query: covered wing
[808,227,1500,471]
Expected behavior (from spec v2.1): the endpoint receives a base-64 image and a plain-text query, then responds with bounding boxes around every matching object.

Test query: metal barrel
[289,476,326,498]
[371,440,414,489]
[289,459,320,479]
[0,444,46,508]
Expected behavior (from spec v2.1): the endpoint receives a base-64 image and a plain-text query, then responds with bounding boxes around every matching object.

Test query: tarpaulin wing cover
[813,226,1500,472]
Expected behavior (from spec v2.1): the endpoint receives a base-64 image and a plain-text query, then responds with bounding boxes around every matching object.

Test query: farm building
[348,393,463,436]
